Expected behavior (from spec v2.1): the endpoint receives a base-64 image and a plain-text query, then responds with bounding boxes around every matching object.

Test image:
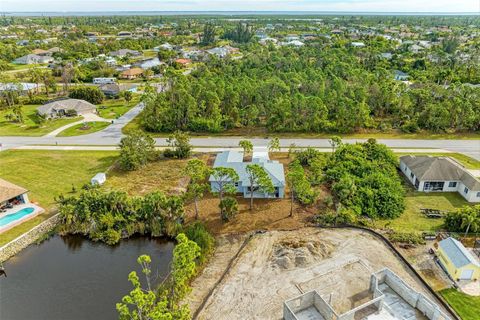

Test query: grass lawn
[375,189,469,233]
[97,96,140,119]
[0,150,118,246]
[57,121,110,137]
[396,153,480,170]
[440,289,480,320]
[0,105,81,136]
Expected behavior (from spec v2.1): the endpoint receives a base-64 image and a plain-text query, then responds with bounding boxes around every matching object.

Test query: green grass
[440,289,480,320]
[396,153,480,170]
[375,189,468,233]
[0,150,118,245]
[56,121,110,137]
[0,105,81,136]
[97,96,140,119]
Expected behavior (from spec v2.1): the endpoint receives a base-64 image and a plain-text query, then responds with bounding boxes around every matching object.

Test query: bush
[183,222,215,264]
[219,197,238,221]
[388,231,425,245]
[119,131,158,171]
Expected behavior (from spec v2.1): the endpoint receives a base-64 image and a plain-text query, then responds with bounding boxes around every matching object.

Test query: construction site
[187,228,455,320]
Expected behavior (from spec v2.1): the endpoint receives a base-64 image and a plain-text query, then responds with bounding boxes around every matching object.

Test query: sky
[0,0,479,13]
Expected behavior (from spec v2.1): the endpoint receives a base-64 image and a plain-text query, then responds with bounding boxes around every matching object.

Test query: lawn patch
[56,121,110,137]
[97,96,140,119]
[440,288,480,320]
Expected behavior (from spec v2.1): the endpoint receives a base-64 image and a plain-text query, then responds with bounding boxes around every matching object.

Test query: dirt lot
[190,228,451,320]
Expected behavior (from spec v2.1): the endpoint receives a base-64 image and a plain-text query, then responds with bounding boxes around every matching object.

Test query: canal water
[0,235,174,320]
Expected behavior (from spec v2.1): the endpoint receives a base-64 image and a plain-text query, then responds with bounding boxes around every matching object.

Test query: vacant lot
[0,104,80,136]
[0,150,118,245]
[192,228,451,319]
[97,96,140,119]
[103,154,208,196]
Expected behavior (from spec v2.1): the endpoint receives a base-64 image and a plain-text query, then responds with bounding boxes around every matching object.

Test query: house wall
[438,247,480,280]
[400,161,420,190]
[242,186,284,199]
[458,182,480,203]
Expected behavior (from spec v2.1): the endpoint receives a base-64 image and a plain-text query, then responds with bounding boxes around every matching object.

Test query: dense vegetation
[58,188,185,244]
[140,44,480,134]
[444,205,480,235]
[323,139,405,219]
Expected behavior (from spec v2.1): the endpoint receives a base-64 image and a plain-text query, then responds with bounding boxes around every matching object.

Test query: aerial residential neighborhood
[0,3,480,320]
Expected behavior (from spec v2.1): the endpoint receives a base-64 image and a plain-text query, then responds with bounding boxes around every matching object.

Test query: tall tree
[119,130,157,171]
[184,159,210,220]
[245,164,274,210]
[165,131,192,159]
[268,137,280,153]
[238,140,253,157]
[201,23,215,45]
[287,160,316,216]
[210,167,239,217]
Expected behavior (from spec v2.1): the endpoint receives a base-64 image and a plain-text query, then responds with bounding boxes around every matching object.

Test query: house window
[477,192,480,198]
[234,182,239,187]
[464,187,469,194]
[410,172,414,179]
[423,181,444,191]
[448,182,457,188]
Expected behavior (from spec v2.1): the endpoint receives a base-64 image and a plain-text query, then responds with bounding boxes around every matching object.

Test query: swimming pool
[0,207,35,227]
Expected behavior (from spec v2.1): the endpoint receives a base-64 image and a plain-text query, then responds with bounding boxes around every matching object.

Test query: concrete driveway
[45,113,111,137]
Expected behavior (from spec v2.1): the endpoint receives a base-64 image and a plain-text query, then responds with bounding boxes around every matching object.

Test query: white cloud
[0,0,478,12]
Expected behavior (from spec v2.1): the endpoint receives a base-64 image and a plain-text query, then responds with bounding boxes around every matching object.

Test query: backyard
[0,150,118,245]
[0,104,80,136]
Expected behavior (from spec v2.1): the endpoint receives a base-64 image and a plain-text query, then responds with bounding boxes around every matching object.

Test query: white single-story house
[400,155,480,202]
[209,148,285,199]
[0,82,40,95]
[37,99,97,119]
[0,178,29,208]
[109,49,141,57]
[91,173,107,186]
[13,54,53,65]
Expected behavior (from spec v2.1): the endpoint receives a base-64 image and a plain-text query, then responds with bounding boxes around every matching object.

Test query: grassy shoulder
[122,120,480,140]
[0,150,118,246]
[97,96,140,119]
[0,105,81,136]
[56,121,110,137]
[440,289,480,320]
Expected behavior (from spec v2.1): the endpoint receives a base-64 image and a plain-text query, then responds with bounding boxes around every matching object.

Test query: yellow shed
[437,237,480,281]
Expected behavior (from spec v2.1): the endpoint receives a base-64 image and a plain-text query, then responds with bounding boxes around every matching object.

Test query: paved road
[0,101,479,160]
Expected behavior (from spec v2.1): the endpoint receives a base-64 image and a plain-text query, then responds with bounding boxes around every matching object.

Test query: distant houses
[209,148,285,199]
[399,155,480,202]
[394,70,409,81]
[120,67,144,80]
[109,49,141,58]
[13,54,53,65]
[98,83,138,97]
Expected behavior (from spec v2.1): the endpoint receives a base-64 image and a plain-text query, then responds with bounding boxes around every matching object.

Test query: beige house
[37,99,97,119]
[0,178,29,207]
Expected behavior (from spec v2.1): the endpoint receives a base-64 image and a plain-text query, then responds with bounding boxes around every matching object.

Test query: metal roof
[439,237,480,268]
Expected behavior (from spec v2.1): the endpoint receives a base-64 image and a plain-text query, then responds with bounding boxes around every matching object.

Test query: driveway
[45,113,111,137]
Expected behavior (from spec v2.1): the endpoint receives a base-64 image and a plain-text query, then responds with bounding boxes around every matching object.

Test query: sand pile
[271,238,334,269]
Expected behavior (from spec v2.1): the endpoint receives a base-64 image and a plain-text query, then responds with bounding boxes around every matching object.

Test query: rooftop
[0,178,28,203]
[439,237,480,268]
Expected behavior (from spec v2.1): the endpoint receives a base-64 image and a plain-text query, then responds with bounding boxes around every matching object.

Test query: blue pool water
[0,207,35,227]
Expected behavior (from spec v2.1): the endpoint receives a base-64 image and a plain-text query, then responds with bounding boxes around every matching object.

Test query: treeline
[140,45,480,134]
[57,188,185,244]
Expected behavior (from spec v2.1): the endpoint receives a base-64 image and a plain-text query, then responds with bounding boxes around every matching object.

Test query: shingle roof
[0,178,28,203]
[439,237,480,268]
[400,155,480,190]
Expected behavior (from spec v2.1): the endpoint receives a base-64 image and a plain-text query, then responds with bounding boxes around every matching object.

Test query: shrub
[183,222,215,264]
[69,86,104,104]
[219,197,238,221]
[388,231,425,245]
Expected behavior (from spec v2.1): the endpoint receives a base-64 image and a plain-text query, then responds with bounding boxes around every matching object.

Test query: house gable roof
[439,237,480,268]
[37,99,96,115]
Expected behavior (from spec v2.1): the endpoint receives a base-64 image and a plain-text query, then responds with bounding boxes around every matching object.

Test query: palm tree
[460,209,478,238]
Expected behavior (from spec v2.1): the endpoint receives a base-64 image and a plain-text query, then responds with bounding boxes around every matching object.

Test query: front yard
[57,121,110,137]
[0,104,81,136]
[0,150,118,245]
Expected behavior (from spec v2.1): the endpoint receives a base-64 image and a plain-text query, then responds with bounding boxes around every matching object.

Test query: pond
[0,235,174,320]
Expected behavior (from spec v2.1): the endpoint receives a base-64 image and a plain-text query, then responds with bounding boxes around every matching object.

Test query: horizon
[1,0,479,14]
